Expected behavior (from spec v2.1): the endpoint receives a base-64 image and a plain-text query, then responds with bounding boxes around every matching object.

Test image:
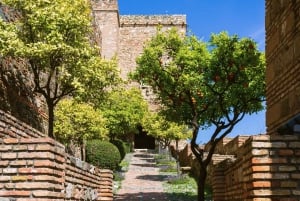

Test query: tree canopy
[54,98,108,146]
[0,0,120,137]
[142,112,191,148]
[130,28,265,201]
[100,87,149,140]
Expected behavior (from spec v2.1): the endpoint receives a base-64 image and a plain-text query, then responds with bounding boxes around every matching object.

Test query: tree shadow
[0,57,45,132]
[134,154,154,158]
[136,174,170,181]
[114,192,197,201]
[131,163,156,168]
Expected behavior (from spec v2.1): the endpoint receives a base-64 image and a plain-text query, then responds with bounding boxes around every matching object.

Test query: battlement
[120,15,186,27]
[91,0,118,11]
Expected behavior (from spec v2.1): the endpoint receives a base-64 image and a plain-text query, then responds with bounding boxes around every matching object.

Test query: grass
[113,152,133,193]
[155,153,212,201]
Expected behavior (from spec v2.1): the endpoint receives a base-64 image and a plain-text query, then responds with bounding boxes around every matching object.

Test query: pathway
[114,149,169,201]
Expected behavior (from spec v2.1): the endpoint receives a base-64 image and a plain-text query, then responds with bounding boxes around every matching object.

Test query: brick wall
[176,134,300,201]
[266,0,300,134]
[211,134,300,201]
[0,110,113,201]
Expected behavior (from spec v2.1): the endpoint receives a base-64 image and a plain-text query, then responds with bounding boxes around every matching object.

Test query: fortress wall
[265,0,300,134]
[119,15,186,80]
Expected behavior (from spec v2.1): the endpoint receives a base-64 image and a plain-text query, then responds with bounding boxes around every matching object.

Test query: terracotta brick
[252,149,269,156]
[252,165,271,172]
[0,190,31,197]
[252,173,272,179]
[3,138,19,144]
[14,145,28,151]
[11,175,33,181]
[32,190,64,198]
[0,160,9,166]
[9,160,28,166]
[18,151,54,159]
[252,157,287,164]
[278,149,294,156]
[0,175,10,181]
[0,144,12,151]
[15,182,63,190]
[2,168,18,174]
[1,152,17,159]
[252,181,272,188]
[35,144,52,151]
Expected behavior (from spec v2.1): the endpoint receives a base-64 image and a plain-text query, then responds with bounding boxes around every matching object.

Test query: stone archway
[134,127,155,149]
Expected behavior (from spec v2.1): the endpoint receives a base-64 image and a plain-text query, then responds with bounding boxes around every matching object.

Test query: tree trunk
[175,139,180,177]
[197,163,208,201]
[47,102,55,138]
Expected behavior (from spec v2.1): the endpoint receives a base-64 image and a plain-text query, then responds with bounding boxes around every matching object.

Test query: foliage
[142,112,191,148]
[54,99,108,146]
[130,28,265,200]
[0,0,120,137]
[111,139,130,160]
[86,140,121,170]
[100,87,149,139]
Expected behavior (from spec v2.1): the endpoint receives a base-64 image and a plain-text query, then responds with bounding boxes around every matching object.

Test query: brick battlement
[120,15,187,26]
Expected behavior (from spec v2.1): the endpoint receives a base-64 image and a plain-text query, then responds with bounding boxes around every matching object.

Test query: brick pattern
[0,109,113,201]
[176,134,300,201]
[0,110,46,138]
[266,0,300,133]
[210,135,300,201]
[0,137,65,200]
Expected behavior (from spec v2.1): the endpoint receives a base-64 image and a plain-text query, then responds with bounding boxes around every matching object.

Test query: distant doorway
[134,127,155,149]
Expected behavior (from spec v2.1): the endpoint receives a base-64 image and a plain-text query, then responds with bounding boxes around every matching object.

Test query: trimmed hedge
[111,139,130,160]
[86,140,121,170]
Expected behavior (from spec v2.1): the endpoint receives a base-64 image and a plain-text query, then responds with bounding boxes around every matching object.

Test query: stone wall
[119,15,186,80]
[92,0,119,59]
[0,109,113,201]
[0,5,47,132]
[266,0,300,134]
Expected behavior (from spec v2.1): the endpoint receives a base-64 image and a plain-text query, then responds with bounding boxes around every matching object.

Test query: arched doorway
[134,126,155,149]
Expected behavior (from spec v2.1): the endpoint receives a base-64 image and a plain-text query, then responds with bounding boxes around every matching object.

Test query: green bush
[111,139,131,160]
[111,139,126,160]
[86,140,121,170]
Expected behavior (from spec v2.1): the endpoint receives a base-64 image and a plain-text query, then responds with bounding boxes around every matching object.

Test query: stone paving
[114,149,169,201]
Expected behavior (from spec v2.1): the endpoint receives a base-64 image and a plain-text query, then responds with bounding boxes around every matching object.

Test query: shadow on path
[114,149,168,201]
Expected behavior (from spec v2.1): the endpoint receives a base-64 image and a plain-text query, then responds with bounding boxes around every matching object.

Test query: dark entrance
[134,127,155,149]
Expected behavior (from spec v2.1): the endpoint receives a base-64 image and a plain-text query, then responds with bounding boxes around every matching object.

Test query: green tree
[142,112,192,175]
[100,87,149,140]
[130,29,265,201]
[0,0,119,138]
[54,98,108,160]
[142,112,191,149]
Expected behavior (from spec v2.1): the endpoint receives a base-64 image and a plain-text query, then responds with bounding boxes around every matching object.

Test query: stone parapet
[120,15,186,26]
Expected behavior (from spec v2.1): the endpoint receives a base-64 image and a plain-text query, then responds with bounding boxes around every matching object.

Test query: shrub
[111,139,130,160]
[86,140,121,170]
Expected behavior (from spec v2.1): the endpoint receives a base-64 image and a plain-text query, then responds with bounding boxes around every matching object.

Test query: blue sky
[118,0,266,143]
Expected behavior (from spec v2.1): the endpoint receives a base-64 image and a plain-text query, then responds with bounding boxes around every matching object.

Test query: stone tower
[91,0,186,111]
[91,0,119,59]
